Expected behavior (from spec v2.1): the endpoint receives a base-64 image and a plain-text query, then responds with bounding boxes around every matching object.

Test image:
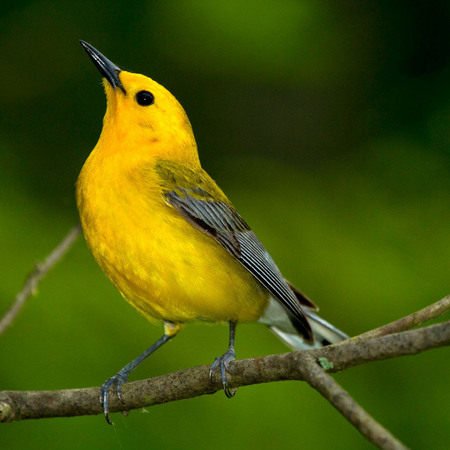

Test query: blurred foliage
[1,1,449,448]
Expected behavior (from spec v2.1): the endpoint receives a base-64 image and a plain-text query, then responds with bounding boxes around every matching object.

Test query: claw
[99,323,237,424]
[99,371,128,425]
[209,347,236,397]
[97,333,175,425]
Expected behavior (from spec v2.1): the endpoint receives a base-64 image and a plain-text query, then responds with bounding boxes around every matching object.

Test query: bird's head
[80,41,199,166]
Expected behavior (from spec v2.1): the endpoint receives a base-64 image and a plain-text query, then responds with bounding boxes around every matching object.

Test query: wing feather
[163,187,313,342]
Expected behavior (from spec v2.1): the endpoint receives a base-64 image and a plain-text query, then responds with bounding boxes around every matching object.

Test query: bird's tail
[259,297,349,350]
[270,309,349,350]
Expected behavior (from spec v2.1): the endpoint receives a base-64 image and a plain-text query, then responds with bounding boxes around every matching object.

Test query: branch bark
[0,224,81,336]
[1,321,448,422]
[356,295,450,340]
[301,355,407,450]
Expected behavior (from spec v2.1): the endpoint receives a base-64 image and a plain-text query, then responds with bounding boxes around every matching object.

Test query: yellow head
[81,41,199,167]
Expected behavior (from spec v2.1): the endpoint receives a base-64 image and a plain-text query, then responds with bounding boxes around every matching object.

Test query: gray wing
[164,188,313,342]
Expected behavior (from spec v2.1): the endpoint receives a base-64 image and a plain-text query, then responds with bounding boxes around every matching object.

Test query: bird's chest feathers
[77,155,267,323]
[78,155,181,286]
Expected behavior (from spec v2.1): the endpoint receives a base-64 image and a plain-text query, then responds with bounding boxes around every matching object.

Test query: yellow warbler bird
[77,41,348,423]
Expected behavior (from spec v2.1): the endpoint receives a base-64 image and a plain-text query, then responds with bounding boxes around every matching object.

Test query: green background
[1,1,449,448]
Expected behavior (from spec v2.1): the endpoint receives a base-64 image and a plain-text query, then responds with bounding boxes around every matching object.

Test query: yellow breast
[76,149,268,325]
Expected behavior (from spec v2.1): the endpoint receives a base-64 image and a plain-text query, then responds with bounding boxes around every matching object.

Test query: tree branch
[1,321,447,423]
[356,295,450,340]
[300,355,407,450]
[0,224,81,336]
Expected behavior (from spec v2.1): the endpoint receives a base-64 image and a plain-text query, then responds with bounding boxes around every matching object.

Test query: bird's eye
[135,90,155,106]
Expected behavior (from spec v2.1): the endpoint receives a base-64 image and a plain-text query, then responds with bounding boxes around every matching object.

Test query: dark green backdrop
[1,1,449,448]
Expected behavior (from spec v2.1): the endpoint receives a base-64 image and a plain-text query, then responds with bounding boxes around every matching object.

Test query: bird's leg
[209,321,237,398]
[100,321,181,425]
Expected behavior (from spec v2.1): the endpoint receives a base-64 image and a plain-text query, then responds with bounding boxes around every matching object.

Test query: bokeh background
[1,1,449,448]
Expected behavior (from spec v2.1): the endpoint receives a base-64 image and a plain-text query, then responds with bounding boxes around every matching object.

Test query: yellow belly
[78,172,268,325]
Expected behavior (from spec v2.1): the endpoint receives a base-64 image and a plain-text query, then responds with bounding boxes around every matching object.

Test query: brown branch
[355,295,450,340]
[300,355,407,450]
[1,321,447,424]
[0,224,81,336]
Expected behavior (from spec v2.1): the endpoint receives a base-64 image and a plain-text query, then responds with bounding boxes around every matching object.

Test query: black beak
[80,40,126,94]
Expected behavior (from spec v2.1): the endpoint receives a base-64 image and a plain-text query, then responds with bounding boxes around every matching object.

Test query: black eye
[135,90,155,106]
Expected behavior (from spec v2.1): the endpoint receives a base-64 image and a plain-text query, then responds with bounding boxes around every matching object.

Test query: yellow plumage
[76,75,268,325]
[77,41,347,423]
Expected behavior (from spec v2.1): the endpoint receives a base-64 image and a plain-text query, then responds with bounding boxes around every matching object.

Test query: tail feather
[259,297,349,350]
[304,309,349,345]
[270,310,349,350]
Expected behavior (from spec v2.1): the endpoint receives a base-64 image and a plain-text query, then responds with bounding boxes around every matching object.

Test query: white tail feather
[259,297,348,350]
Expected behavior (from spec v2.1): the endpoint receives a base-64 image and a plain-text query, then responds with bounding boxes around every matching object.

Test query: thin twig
[301,355,407,450]
[0,320,448,423]
[0,224,82,336]
[355,295,450,340]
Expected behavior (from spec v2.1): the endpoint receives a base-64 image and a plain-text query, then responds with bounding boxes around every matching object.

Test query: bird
[77,40,348,424]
